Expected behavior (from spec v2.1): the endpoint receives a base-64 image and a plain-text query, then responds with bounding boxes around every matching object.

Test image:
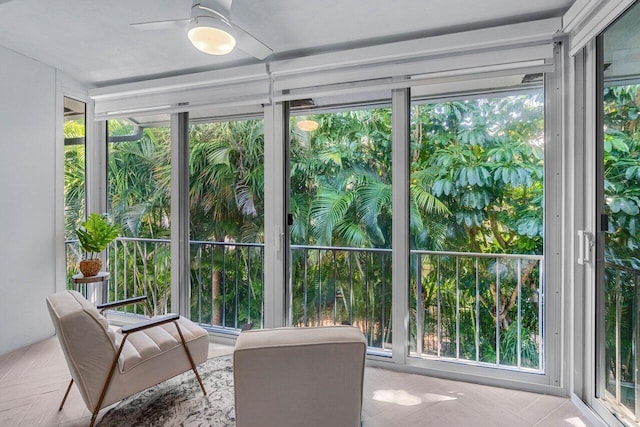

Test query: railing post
[615,269,621,404]
[495,258,501,365]
[475,257,480,363]
[456,257,460,360]
[416,255,423,356]
[517,259,522,368]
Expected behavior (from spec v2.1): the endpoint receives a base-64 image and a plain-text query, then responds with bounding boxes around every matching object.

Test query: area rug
[98,355,235,426]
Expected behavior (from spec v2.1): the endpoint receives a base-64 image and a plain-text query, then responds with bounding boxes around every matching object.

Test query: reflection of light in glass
[529,136,545,147]
[296,119,319,132]
[606,197,613,205]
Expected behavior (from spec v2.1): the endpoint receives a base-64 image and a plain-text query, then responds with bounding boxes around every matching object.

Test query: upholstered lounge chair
[233,326,367,427]
[46,290,209,427]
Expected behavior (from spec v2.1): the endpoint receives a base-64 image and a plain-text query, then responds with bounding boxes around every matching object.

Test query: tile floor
[0,337,595,426]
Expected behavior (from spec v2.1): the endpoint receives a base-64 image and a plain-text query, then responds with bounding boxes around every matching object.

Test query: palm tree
[106,122,172,313]
[189,119,265,326]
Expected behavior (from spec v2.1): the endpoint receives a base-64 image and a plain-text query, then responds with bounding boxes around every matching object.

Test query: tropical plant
[75,213,121,259]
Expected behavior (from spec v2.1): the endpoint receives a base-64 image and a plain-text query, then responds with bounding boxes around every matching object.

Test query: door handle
[274,227,284,253]
[577,230,593,265]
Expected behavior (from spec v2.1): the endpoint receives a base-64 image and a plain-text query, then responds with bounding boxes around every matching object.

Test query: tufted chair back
[46,290,118,411]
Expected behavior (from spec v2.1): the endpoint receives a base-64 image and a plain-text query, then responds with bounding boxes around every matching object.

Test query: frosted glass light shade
[188,16,236,55]
[296,119,319,132]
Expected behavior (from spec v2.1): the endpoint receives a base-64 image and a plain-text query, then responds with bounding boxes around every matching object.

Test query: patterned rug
[98,356,235,426]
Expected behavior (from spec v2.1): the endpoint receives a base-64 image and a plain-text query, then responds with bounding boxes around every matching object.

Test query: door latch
[577,230,594,265]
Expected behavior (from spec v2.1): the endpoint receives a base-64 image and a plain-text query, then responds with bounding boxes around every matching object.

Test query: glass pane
[601,1,640,419]
[189,119,265,330]
[106,117,171,315]
[289,105,393,352]
[409,89,545,372]
[64,97,86,286]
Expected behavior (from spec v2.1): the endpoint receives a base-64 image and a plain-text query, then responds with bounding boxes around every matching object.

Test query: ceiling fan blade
[234,25,272,60]
[131,19,190,31]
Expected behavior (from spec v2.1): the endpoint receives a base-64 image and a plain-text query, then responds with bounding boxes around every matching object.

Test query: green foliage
[75,213,120,259]
[411,95,544,254]
[602,84,640,402]
[66,94,548,362]
[603,85,640,263]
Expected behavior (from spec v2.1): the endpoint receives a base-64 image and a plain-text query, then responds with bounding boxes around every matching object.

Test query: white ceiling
[0,0,576,87]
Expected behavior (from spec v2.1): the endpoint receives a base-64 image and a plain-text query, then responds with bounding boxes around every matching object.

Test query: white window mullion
[171,112,191,316]
[85,109,106,303]
[392,87,410,363]
[263,103,287,328]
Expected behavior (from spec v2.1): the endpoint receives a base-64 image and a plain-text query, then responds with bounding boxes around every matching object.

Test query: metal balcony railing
[410,250,543,372]
[603,261,640,422]
[65,238,544,372]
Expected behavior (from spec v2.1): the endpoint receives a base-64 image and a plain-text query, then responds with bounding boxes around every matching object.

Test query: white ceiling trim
[90,17,560,119]
[270,18,561,78]
[564,0,636,56]
[94,79,270,120]
[272,45,553,98]
[90,64,269,100]
[273,62,553,104]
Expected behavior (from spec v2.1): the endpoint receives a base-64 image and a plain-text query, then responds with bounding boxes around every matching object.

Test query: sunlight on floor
[372,389,457,406]
[564,416,588,426]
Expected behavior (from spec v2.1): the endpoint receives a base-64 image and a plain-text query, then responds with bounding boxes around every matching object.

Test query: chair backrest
[234,326,367,427]
[46,290,118,411]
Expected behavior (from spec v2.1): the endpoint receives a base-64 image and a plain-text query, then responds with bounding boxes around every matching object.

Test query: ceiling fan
[131,0,272,60]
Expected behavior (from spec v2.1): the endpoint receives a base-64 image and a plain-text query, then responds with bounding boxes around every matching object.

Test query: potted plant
[75,213,121,277]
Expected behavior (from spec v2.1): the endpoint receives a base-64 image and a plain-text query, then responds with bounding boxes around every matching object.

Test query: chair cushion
[117,316,209,372]
[234,326,366,427]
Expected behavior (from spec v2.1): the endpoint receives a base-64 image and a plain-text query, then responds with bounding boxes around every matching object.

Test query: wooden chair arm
[121,314,180,335]
[97,295,147,314]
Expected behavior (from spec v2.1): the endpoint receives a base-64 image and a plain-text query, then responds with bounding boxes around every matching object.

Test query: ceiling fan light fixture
[296,119,319,132]
[187,15,236,55]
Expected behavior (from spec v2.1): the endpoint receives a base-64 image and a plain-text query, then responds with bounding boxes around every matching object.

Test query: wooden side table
[72,271,110,303]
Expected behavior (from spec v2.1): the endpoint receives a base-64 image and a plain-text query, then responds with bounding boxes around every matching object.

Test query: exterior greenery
[602,84,640,411]
[63,89,561,370]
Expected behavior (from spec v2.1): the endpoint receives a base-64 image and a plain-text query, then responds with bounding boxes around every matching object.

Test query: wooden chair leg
[90,335,129,426]
[89,409,99,427]
[174,321,207,396]
[59,379,74,410]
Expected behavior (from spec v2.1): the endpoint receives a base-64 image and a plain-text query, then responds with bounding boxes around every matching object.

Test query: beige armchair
[46,290,209,427]
[233,326,367,427]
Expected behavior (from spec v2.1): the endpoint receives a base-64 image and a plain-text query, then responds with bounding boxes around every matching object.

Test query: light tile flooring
[0,337,594,426]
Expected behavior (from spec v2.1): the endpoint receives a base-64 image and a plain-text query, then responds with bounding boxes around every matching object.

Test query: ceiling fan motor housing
[191,0,233,24]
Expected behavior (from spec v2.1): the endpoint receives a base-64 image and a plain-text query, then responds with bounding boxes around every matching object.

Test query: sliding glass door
[597,2,640,422]
[188,117,265,330]
[287,94,394,353]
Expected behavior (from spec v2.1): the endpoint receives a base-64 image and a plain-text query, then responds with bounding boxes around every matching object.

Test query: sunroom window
[409,79,546,373]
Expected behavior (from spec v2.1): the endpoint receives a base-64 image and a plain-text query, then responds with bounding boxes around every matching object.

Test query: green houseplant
[75,213,121,277]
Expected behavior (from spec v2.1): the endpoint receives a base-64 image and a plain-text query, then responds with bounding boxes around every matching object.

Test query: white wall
[0,45,58,354]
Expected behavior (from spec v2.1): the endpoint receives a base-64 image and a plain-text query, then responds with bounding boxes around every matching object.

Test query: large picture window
[288,101,394,352]
[409,87,545,372]
[64,97,86,285]
[189,118,265,330]
[106,117,171,314]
